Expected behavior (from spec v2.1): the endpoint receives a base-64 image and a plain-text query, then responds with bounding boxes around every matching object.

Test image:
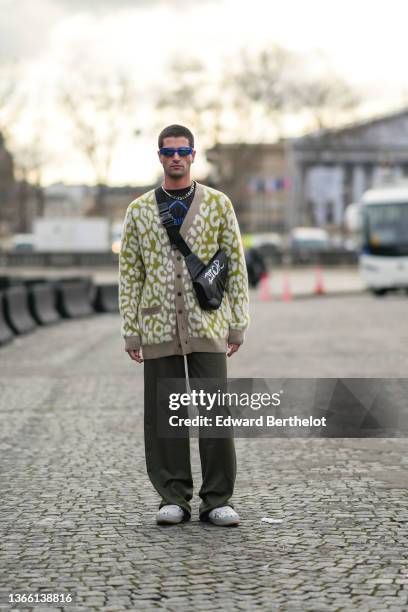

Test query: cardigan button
[177,274,181,278]
[177,291,181,296]
[177,256,181,261]
[178,309,182,314]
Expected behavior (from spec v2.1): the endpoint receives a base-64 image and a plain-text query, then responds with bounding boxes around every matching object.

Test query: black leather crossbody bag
[155,189,228,311]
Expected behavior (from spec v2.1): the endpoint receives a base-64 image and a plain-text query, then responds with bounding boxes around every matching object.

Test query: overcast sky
[1,0,408,185]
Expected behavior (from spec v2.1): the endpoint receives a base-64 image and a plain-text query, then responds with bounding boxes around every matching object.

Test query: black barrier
[3,285,38,334]
[291,250,358,266]
[0,276,49,290]
[28,283,61,325]
[2,251,118,267]
[22,277,48,287]
[50,276,94,294]
[0,250,359,268]
[93,284,119,313]
[0,276,24,290]
[0,291,14,346]
[55,279,95,318]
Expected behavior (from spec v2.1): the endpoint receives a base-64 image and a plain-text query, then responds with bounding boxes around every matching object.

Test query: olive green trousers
[143,352,236,520]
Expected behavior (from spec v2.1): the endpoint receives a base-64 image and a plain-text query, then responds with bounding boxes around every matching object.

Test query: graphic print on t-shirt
[168,199,189,226]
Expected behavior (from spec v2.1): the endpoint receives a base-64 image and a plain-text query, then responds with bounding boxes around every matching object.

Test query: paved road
[0,293,407,611]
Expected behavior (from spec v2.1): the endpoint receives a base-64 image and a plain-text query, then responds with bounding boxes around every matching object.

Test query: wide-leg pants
[143,352,236,520]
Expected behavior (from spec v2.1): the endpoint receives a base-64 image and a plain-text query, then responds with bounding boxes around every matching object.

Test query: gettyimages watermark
[157,378,408,438]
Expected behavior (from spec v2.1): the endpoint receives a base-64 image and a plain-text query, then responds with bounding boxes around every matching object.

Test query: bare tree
[206,45,300,220]
[223,44,299,142]
[210,46,362,217]
[222,45,362,137]
[0,62,44,234]
[59,70,135,217]
[291,74,361,132]
[155,58,224,149]
[155,46,299,152]
[14,125,51,219]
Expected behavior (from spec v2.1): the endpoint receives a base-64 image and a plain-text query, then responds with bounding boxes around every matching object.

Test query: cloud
[0,0,220,62]
[0,0,65,61]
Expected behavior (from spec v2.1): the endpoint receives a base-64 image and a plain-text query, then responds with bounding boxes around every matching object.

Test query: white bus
[347,183,408,295]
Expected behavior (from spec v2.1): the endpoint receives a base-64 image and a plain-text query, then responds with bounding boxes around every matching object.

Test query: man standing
[119,124,249,526]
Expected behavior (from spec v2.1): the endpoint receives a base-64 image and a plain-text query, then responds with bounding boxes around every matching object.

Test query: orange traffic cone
[281,272,292,302]
[314,266,325,295]
[259,272,272,301]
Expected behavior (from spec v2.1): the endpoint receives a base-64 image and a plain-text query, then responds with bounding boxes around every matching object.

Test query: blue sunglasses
[159,147,193,157]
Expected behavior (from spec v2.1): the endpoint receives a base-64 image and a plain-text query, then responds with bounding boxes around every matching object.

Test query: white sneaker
[156,505,185,525]
[208,506,240,526]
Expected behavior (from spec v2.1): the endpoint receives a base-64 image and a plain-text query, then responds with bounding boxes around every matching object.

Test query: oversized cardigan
[119,182,250,359]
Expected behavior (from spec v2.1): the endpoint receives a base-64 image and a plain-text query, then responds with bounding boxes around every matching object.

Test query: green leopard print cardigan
[119,182,250,359]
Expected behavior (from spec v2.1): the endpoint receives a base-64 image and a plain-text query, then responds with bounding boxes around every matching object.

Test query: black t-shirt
[156,182,196,228]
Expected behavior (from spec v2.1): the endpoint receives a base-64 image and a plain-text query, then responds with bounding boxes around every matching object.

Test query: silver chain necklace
[161,180,195,200]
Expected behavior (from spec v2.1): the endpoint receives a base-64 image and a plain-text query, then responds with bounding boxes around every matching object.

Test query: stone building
[206,107,408,234]
[206,142,290,233]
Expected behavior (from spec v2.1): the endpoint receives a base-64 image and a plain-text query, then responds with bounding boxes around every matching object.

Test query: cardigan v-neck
[120,182,250,358]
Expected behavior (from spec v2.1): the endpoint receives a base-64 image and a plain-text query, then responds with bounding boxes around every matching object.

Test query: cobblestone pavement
[0,294,407,611]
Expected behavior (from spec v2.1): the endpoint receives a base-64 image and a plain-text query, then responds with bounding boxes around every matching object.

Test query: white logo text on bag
[204,259,225,285]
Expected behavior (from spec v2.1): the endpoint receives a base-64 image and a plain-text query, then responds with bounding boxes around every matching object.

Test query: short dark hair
[158,124,194,149]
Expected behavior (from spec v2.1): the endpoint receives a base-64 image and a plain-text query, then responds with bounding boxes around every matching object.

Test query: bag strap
[155,188,192,257]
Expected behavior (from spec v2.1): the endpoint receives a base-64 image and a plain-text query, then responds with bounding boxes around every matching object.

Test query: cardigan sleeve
[118,204,146,351]
[218,196,250,345]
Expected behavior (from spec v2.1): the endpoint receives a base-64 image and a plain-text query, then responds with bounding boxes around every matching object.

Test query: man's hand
[127,349,144,363]
[227,343,240,357]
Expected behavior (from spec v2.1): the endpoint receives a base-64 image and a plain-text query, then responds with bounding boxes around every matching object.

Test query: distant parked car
[290,227,330,250]
[242,232,283,266]
[290,227,330,262]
